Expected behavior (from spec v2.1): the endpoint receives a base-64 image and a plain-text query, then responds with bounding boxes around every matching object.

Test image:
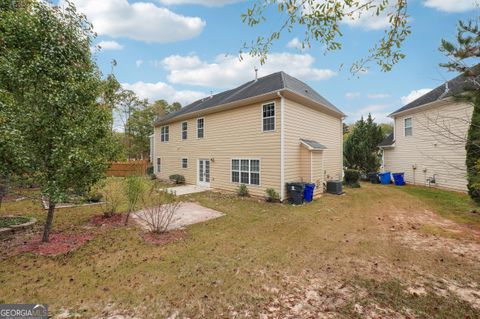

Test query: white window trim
[404,117,413,137]
[156,157,161,173]
[261,101,276,133]
[181,121,188,140]
[230,158,261,186]
[160,125,169,143]
[181,157,188,169]
[196,117,205,139]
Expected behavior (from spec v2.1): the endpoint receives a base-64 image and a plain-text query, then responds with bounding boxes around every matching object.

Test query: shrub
[265,188,280,202]
[146,166,154,176]
[124,175,148,225]
[86,191,103,203]
[344,169,361,188]
[169,174,185,185]
[99,178,124,217]
[137,189,181,234]
[237,184,249,197]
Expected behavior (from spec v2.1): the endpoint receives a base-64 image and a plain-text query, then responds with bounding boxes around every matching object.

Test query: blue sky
[68,0,479,123]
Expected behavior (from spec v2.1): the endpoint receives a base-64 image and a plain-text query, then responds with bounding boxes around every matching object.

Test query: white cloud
[65,0,205,43]
[122,81,205,105]
[347,104,393,123]
[162,53,337,88]
[287,37,304,50]
[97,40,124,50]
[345,92,361,99]
[135,60,144,67]
[367,93,390,99]
[401,88,432,105]
[158,0,244,6]
[423,0,478,13]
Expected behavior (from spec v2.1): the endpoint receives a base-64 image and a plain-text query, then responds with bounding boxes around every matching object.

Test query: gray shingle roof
[378,133,394,147]
[390,65,480,116]
[300,139,327,150]
[155,71,342,125]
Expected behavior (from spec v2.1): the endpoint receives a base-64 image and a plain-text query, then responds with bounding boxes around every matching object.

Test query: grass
[0,181,479,317]
[0,216,31,228]
[400,185,480,228]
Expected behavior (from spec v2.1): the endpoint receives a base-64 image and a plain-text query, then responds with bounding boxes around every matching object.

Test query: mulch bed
[142,229,187,246]
[90,213,124,227]
[17,233,94,256]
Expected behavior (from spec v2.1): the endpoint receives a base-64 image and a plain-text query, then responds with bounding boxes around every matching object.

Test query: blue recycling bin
[303,183,315,202]
[392,173,405,186]
[378,172,392,185]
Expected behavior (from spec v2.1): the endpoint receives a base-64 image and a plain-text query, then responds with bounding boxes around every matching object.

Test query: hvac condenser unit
[326,180,343,195]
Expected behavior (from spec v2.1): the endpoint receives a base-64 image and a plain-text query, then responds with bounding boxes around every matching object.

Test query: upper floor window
[197,118,204,138]
[262,103,275,132]
[181,122,188,140]
[231,159,260,185]
[404,118,412,136]
[160,126,169,142]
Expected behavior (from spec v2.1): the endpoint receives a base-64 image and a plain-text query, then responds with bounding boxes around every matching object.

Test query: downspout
[277,91,285,202]
[310,151,313,183]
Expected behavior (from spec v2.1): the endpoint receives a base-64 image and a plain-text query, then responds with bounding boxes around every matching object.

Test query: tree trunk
[124,211,131,226]
[42,200,55,243]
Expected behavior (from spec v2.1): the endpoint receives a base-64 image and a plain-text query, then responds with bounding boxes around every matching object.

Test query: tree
[379,123,393,136]
[0,0,116,241]
[242,0,410,73]
[439,19,480,202]
[344,114,384,174]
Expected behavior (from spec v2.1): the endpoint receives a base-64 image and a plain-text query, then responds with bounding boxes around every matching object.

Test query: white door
[198,159,211,187]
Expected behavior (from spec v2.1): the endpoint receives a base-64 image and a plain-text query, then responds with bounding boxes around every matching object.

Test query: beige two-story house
[379,69,477,192]
[152,72,345,200]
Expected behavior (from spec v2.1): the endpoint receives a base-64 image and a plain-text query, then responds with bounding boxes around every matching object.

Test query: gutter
[277,91,286,202]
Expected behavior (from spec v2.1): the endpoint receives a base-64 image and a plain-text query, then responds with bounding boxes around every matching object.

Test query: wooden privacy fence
[106,160,148,177]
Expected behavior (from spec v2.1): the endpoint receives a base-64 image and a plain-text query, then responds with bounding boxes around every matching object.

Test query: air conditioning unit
[326,180,343,195]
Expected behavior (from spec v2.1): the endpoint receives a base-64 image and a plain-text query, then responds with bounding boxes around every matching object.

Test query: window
[404,118,412,136]
[231,159,260,185]
[181,122,188,140]
[262,103,275,132]
[182,158,188,169]
[197,118,204,138]
[160,126,169,142]
[156,158,161,173]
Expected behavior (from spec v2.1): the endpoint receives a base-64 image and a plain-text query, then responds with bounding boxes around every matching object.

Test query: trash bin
[378,172,391,185]
[286,182,305,205]
[392,173,405,186]
[368,172,379,184]
[303,183,315,202]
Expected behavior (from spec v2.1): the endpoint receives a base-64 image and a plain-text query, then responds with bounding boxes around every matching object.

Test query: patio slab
[133,202,224,231]
[165,185,211,196]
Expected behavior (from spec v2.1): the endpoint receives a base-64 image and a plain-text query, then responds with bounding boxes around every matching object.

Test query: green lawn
[1,181,479,318]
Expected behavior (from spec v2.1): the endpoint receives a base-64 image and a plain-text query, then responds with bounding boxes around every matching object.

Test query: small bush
[265,188,280,202]
[344,169,361,188]
[138,189,181,234]
[86,191,103,203]
[237,184,249,197]
[169,174,185,185]
[146,166,154,176]
[99,178,124,217]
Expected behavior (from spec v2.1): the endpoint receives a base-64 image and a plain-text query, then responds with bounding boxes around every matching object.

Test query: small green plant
[344,169,361,188]
[99,178,124,217]
[237,184,249,197]
[265,188,279,202]
[169,174,186,185]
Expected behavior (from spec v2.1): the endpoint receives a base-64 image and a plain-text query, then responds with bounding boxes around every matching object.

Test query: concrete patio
[133,202,224,231]
[165,185,211,196]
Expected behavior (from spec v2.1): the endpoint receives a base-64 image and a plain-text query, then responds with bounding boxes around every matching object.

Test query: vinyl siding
[383,101,472,192]
[154,99,281,197]
[284,99,343,193]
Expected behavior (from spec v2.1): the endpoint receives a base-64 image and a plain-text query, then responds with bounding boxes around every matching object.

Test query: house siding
[284,99,343,194]
[154,99,281,197]
[383,101,472,192]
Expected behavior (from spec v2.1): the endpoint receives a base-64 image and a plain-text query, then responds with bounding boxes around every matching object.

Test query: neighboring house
[152,72,345,200]
[379,70,477,192]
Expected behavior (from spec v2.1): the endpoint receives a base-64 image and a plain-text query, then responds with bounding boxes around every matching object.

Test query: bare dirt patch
[142,229,187,246]
[16,233,94,256]
[90,213,124,227]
